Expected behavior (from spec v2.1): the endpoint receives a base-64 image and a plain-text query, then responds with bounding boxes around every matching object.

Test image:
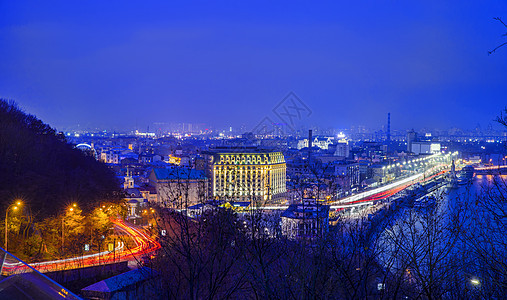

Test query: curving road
[1,219,161,275]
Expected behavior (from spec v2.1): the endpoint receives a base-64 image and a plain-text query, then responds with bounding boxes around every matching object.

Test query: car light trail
[1,219,161,275]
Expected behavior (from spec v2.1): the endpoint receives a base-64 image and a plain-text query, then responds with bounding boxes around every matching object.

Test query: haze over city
[2,1,507,298]
[1,1,507,132]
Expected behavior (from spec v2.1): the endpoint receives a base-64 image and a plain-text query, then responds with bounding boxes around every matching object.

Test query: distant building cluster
[406,129,441,154]
[70,123,507,232]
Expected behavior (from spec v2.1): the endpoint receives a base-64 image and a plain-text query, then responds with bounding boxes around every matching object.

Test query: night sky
[1,1,507,132]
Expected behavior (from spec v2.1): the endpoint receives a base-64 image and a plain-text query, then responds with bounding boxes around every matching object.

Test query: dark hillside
[0,99,120,218]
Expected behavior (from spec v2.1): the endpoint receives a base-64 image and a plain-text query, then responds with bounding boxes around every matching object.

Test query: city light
[5,200,23,251]
[2,3,507,297]
[1,219,160,275]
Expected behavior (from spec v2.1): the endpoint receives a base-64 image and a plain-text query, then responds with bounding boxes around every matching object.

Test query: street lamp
[62,203,77,254]
[5,200,22,251]
[470,278,480,287]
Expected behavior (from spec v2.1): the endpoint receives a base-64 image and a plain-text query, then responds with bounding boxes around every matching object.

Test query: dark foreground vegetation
[136,182,507,299]
[0,99,120,217]
[0,99,121,260]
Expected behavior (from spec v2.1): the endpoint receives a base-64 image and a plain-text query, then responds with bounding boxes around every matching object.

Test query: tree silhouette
[0,99,121,218]
[489,17,507,55]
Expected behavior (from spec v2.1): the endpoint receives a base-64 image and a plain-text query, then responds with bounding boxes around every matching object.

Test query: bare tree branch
[489,17,507,54]
[488,41,507,55]
[494,17,507,28]
[495,107,507,127]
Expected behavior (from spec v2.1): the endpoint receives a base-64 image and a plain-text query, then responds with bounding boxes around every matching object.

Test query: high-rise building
[203,146,286,203]
[407,129,417,152]
[334,140,349,158]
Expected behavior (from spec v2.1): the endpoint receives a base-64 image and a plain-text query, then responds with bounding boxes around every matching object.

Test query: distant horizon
[3,97,503,135]
[8,94,507,135]
[56,121,506,136]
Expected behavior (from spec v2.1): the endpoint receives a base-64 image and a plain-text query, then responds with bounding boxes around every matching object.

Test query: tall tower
[387,113,391,142]
[308,129,313,161]
[124,168,135,189]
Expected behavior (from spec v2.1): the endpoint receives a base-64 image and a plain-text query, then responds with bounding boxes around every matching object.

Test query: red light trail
[348,170,448,205]
[2,219,161,275]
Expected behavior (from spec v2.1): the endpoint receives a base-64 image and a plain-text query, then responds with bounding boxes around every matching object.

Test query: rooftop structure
[81,267,157,299]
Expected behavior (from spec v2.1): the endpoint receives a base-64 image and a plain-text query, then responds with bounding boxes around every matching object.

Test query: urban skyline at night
[1,1,507,298]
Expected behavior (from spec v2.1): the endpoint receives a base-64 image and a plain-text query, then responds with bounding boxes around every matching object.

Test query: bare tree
[461,176,507,298]
[146,167,250,299]
[489,17,507,55]
[380,191,470,299]
[154,167,208,210]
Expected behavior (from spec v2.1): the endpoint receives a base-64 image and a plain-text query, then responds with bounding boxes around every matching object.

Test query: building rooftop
[0,273,81,300]
[0,248,80,300]
[281,202,330,220]
[152,167,207,180]
[81,267,157,297]
[203,146,281,154]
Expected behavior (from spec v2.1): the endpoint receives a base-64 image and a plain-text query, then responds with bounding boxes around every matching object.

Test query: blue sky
[1,1,507,132]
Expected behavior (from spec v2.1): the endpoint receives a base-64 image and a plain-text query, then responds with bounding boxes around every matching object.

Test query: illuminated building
[297,137,333,150]
[334,139,350,158]
[410,142,441,154]
[203,147,286,203]
[166,154,181,165]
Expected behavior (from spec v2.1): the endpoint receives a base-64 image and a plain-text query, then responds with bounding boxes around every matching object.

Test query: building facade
[203,147,286,203]
[297,137,333,150]
[334,140,350,158]
[149,167,208,209]
[281,198,330,240]
[334,162,361,190]
[410,142,441,154]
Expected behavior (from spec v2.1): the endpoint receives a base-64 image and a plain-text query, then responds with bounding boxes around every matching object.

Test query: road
[332,168,448,208]
[1,219,161,276]
[260,165,450,211]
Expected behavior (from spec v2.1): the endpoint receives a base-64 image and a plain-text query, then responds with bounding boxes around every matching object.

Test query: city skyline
[1,1,507,131]
[1,2,507,297]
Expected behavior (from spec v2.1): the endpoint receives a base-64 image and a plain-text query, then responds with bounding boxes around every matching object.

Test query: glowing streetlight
[62,204,77,252]
[470,278,480,286]
[5,200,22,251]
